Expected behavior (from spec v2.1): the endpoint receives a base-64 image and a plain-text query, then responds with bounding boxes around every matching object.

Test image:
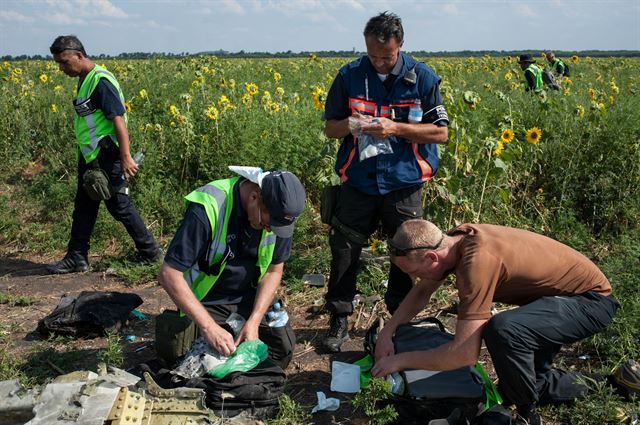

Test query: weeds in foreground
[545,376,640,424]
[97,331,124,368]
[0,292,36,306]
[351,377,398,425]
[267,393,312,425]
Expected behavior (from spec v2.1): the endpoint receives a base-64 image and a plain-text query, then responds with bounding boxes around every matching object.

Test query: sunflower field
[0,54,640,423]
[2,54,638,242]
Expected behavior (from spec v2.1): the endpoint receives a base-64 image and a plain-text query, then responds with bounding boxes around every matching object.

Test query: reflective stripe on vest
[74,65,127,163]
[184,177,277,302]
[526,64,543,90]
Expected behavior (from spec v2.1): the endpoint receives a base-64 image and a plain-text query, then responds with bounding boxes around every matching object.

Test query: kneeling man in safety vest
[159,166,305,368]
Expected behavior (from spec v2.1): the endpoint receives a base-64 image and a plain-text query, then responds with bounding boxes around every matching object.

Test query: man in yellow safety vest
[158,166,305,368]
[47,35,160,274]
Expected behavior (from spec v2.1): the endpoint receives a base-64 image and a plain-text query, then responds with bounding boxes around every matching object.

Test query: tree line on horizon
[3,49,639,61]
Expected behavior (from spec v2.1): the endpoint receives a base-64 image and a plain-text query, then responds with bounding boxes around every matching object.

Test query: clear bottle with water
[387,371,405,395]
[266,300,289,328]
[408,99,423,124]
[133,151,145,166]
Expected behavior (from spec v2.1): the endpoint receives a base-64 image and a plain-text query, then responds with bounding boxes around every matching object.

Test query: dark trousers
[205,303,296,370]
[326,183,423,315]
[483,292,618,408]
[67,140,157,260]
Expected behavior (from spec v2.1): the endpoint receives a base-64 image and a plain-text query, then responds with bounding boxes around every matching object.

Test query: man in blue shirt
[322,12,449,352]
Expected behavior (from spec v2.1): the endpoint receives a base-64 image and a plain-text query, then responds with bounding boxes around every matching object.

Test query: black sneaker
[322,314,349,352]
[47,256,89,274]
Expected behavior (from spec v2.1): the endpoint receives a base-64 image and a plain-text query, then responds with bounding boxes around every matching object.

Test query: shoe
[322,314,349,352]
[514,405,541,425]
[47,256,89,274]
[613,359,640,399]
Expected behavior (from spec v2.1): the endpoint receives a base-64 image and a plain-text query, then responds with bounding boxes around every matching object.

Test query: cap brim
[271,223,295,238]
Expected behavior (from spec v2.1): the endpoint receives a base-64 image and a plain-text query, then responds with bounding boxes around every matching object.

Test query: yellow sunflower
[139,89,147,100]
[50,104,58,113]
[525,127,542,145]
[571,55,579,64]
[493,141,504,156]
[588,88,596,99]
[206,105,219,121]
[125,101,132,113]
[275,87,285,97]
[273,72,281,82]
[170,105,179,117]
[576,105,585,118]
[39,74,48,83]
[500,129,515,143]
[246,83,259,95]
[241,93,252,105]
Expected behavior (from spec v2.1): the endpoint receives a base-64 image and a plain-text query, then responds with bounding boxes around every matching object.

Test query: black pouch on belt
[82,160,114,201]
[320,184,340,225]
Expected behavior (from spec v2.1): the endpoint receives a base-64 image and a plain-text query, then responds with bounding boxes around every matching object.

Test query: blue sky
[1,0,638,56]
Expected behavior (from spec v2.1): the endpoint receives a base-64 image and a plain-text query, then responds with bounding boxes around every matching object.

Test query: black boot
[47,255,89,274]
[514,404,541,425]
[322,314,349,352]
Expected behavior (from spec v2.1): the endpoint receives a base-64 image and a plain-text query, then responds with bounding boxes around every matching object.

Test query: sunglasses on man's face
[387,234,444,257]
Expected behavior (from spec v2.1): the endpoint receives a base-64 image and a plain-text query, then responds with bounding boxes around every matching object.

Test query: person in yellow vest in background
[517,54,544,93]
[545,51,568,77]
[158,166,305,368]
[47,35,160,274]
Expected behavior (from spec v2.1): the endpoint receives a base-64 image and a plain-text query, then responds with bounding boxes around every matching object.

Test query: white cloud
[221,0,245,14]
[515,3,536,18]
[440,3,459,15]
[0,10,33,22]
[43,0,127,22]
[47,12,82,25]
[93,0,127,18]
[333,0,366,11]
[144,19,178,33]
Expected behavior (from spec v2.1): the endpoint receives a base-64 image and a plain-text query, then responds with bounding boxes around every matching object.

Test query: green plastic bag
[207,340,268,379]
[354,354,374,389]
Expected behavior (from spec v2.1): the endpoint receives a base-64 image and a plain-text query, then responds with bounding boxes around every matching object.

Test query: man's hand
[372,353,403,378]
[200,322,236,357]
[361,117,397,139]
[121,154,139,180]
[234,320,260,346]
[374,327,395,361]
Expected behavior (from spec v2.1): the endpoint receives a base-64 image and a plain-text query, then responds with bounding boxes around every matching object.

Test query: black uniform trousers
[482,291,618,408]
[205,303,296,370]
[326,183,423,315]
[67,139,157,260]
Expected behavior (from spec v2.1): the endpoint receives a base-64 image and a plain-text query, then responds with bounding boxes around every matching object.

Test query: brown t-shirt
[450,224,612,320]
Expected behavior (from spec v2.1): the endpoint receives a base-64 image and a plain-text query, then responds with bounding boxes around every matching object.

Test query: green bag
[208,340,268,379]
[154,309,198,366]
[82,164,114,201]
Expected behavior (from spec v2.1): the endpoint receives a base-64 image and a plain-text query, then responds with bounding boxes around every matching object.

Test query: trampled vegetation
[0,54,639,423]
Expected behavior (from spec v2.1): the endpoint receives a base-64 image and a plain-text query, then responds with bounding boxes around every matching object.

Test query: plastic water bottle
[133,151,145,166]
[387,372,405,395]
[408,99,422,124]
[266,301,289,328]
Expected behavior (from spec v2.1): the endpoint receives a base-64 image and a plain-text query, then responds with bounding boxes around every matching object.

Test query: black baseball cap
[259,170,306,238]
[518,54,536,64]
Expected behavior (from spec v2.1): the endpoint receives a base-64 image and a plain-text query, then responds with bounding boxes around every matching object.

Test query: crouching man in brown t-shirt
[371,219,621,425]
